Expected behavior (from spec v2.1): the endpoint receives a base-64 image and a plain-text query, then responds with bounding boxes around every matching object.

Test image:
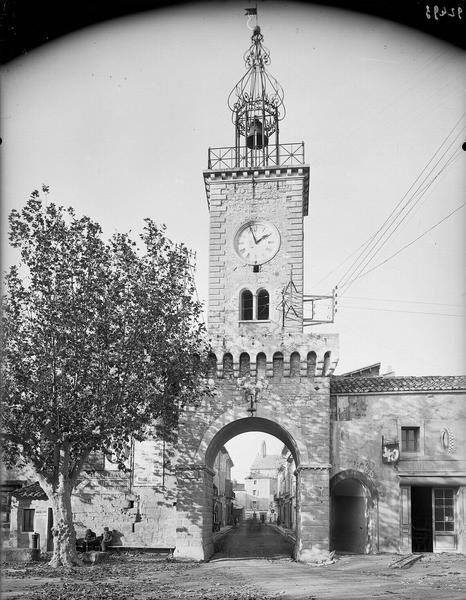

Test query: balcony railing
[207,142,305,170]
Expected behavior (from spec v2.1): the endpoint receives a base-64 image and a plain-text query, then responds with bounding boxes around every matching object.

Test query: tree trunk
[48,481,83,567]
[37,446,83,567]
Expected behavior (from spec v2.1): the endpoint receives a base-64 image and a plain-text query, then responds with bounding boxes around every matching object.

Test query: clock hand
[257,233,271,244]
[249,226,258,244]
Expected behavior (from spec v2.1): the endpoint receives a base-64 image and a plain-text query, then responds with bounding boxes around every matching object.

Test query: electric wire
[313,238,370,287]
[318,137,463,292]
[338,132,464,294]
[344,201,465,283]
[341,306,465,318]
[313,145,456,291]
[344,295,464,308]
[342,141,464,294]
[335,115,464,288]
[336,119,465,295]
[340,152,464,292]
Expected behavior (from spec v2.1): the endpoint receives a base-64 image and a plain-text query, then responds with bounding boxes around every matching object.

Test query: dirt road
[2,549,466,599]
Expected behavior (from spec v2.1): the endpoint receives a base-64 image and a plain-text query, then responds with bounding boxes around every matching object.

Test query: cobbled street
[2,524,466,600]
[212,520,294,559]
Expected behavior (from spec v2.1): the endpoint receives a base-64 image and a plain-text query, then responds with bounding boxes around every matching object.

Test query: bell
[246,118,268,149]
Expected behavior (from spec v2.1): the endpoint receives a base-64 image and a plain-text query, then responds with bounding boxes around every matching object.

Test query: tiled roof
[11,482,48,500]
[250,454,283,470]
[330,375,466,395]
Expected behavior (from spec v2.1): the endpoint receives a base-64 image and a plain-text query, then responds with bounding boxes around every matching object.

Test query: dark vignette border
[1,0,465,64]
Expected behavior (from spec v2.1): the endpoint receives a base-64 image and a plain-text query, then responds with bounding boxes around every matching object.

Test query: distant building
[212,447,234,530]
[244,441,283,522]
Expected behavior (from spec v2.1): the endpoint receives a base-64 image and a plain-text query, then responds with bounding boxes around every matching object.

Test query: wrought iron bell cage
[228,26,286,168]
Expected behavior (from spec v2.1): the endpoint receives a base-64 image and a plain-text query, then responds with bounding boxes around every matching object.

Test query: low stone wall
[1,547,40,562]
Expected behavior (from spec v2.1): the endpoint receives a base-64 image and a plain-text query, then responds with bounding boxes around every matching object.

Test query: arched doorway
[173,406,331,561]
[330,470,378,554]
[200,417,299,560]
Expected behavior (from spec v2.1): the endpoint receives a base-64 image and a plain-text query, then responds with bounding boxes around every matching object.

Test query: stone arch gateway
[175,414,304,560]
[174,373,336,562]
[172,24,339,563]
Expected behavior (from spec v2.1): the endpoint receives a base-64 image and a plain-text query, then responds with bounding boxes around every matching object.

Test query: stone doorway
[330,470,378,554]
[175,409,331,562]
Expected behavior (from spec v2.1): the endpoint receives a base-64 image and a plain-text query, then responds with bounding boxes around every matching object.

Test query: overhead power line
[333,114,465,296]
[314,239,368,288]
[339,131,464,294]
[341,201,466,285]
[342,306,465,318]
[344,295,464,308]
[315,129,464,292]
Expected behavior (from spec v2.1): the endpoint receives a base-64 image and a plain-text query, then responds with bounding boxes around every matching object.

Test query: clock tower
[205,26,310,343]
[175,23,339,563]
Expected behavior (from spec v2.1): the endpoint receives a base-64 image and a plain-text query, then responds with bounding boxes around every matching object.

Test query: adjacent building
[276,446,296,530]
[330,375,466,554]
[212,447,235,530]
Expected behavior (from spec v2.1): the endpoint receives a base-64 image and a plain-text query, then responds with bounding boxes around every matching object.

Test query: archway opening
[205,418,299,559]
[331,477,372,554]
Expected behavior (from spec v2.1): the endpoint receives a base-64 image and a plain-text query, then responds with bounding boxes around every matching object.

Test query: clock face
[234,220,281,265]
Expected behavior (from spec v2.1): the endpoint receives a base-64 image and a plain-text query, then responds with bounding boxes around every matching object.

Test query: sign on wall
[382,437,400,464]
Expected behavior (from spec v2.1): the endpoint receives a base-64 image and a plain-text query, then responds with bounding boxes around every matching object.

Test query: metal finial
[228,26,286,152]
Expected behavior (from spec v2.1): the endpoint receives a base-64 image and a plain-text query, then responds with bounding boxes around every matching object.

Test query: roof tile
[330,375,466,395]
[11,482,48,500]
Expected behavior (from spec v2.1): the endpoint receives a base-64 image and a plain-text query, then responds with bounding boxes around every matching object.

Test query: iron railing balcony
[207,142,305,170]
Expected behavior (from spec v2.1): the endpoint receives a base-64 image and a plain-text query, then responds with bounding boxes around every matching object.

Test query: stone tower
[175,25,339,562]
[203,25,337,386]
[206,29,308,340]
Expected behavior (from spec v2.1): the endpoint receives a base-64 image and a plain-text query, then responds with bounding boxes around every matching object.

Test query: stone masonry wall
[330,391,466,553]
[206,168,309,337]
[71,475,176,549]
[178,376,331,470]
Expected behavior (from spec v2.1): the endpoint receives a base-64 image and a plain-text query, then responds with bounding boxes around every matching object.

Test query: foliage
[1,186,211,483]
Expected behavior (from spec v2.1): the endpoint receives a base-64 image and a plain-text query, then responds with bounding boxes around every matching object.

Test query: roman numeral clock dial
[234,220,281,265]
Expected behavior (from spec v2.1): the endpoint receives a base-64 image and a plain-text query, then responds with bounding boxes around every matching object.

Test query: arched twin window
[257,289,269,320]
[240,290,253,321]
[240,289,269,321]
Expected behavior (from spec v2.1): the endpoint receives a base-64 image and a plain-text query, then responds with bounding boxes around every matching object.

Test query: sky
[1,1,465,482]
